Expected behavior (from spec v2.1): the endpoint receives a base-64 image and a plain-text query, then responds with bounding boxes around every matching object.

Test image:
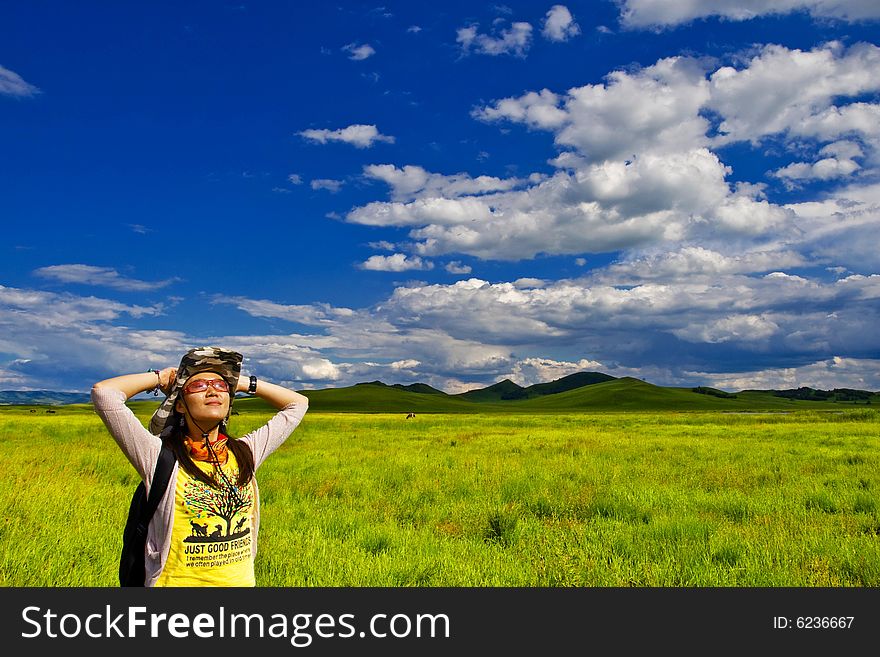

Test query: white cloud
[600,246,809,283]
[509,357,606,386]
[0,364,31,388]
[298,124,395,148]
[213,295,357,327]
[617,0,880,29]
[707,42,880,146]
[212,302,517,384]
[474,88,569,131]
[789,102,880,142]
[0,284,163,324]
[513,278,547,288]
[476,55,712,161]
[363,164,526,201]
[0,285,178,391]
[348,149,793,260]
[6,260,880,393]
[672,314,781,344]
[773,157,860,184]
[34,265,179,291]
[692,356,880,392]
[0,65,40,97]
[341,44,877,267]
[445,261,472,275]
[785,181,880,270]
[342,43,376,60]
[476,43,880,171]
[360,253,434,272]
[541,5,581,42]
[287,174,303,185]
[366,274,880,362]
[311,178,344,193]
[772,140,864,185]
[456,21,533,57]
[301,360,343,380]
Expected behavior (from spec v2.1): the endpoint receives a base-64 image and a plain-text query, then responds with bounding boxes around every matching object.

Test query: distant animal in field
[46,409,56,414]
[29,409,36,413]
[190,520,208,537]
[210,524,223,538]
[234,517,247,533]
[406,412,416,419]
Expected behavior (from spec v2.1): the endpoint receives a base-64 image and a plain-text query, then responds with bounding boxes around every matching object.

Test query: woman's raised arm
[92,367,177,400]
[235,375,309,410]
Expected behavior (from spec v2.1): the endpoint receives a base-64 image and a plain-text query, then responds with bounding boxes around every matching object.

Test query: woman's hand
[93,367,179,401]
[158,367,177,394]
[236,374,250,394]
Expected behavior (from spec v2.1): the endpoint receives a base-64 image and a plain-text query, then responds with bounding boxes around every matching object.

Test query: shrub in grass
[711,542,741,566]
[588,494,651,524]
[852,493,876,514]
[525,497,556,519]
[484,509,520,547]
[805,491,838,513]
[358,530,393,555]
[713,498,753,523]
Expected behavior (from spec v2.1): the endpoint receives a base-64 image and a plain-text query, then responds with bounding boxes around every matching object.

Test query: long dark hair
[161,411,255,488]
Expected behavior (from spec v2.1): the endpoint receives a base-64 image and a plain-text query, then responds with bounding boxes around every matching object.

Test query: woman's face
[175,371,230,425]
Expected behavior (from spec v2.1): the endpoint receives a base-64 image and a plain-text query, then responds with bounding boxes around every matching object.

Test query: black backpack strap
[136,444,176,538]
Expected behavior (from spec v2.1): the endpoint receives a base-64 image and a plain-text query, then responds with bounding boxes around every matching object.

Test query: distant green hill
[5,371,876,414]
[502,378,852,412]
[455,371,617,401]
[0,390,91,405]
[455,379,524,402]
[521,371,617,398]
[235,377,860,413]
[390,382,447,395]
[746,386,877,403]
[293,382,497,413]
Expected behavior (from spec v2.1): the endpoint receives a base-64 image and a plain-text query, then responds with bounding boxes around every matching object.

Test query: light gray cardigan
[91,386,308,586]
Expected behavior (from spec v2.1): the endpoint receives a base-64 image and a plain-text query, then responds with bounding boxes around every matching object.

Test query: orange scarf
[185,433,229,463]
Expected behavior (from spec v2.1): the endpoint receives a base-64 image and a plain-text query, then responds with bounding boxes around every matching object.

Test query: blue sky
[2,0,880,395]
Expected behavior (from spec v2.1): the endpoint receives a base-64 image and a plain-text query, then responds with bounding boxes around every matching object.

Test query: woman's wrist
[236,374,259,394]
[146,370,161,396]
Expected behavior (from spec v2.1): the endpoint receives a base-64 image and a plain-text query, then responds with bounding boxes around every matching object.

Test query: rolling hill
[238,376,872,413]
[495,377,842,412]
[0,390,91,405]
[454,371,617,402]
[3,374,877,413]
[456,378,525,402]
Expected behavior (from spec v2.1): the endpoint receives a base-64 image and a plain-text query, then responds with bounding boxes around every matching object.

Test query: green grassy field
[1,405,878,586]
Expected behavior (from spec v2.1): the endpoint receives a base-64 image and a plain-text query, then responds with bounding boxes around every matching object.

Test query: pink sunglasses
[182,379,230,394]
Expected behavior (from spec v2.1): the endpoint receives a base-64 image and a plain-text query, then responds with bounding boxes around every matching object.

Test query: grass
[0,406,878,586]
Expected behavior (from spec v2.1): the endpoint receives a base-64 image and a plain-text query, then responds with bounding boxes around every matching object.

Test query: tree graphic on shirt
[185,478,252,538]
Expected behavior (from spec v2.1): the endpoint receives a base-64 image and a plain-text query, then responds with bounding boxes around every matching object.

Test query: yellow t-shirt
[156,451,256,587]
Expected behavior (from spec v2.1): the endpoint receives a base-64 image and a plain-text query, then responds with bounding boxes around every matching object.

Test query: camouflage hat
[149,346,243,435]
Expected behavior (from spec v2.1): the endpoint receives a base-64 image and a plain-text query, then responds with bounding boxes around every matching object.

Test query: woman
[91,346,308,586]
